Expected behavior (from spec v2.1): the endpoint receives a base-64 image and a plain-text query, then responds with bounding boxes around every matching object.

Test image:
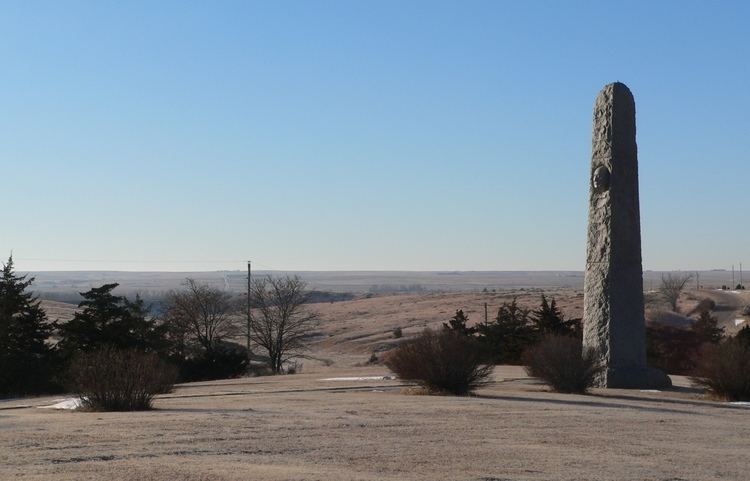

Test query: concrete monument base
[600,367,672,389]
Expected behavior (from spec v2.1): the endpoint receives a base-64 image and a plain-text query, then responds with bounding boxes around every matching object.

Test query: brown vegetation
[70,347,177,411]
[384,328,492,395]
[524,335,600,393]
[691,338,750,401]
[647,311,724,375]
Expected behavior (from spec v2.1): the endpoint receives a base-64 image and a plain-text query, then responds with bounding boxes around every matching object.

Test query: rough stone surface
[583,82,670,389]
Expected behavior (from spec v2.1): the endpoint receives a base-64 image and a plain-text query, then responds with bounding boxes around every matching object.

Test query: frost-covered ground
[2,366,749,481]
[37,398,83,410]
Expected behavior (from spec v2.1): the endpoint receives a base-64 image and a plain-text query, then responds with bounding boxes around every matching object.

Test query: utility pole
[741,262,744,288]
[484,302,488,323]
[696,271,700,290]
[247,260,253,369]
[732,265,735,288]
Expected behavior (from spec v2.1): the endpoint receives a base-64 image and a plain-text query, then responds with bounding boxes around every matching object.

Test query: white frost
[734,319,746,326]
[640,389,661,393]
[38,397,84,410]
[729,401,750,407]
[319,376,395,381]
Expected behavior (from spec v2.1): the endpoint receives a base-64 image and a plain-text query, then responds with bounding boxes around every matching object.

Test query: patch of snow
[319,376,395,382]
[38,397,84,410]
[640,389,661,393]
[734,319,746,326]
[729,401,750,407]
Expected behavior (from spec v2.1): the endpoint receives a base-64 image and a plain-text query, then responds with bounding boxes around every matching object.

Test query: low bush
[178,342,249,382]
[392,327,403,338]
[70,347,177,411]
[384,328,493,395]
[691,338,750,401]
[524,335,601,394]
[647,324,701,374]
[646,314,724,375]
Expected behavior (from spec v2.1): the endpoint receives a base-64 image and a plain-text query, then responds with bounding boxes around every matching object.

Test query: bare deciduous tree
[659,272,693,312]
[164,279,240,355]
[249,276,318,374]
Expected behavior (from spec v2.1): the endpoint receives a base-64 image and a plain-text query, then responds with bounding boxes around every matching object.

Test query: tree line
[442,291,738,375]
[390,292,749,399]
[0,256,317,398]
[442,295,581,364]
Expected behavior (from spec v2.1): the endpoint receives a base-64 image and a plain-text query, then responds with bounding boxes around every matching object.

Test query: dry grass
[384,329,492,395]
[44,288,750,370]
[11,288,750,480]
[2,367,749,481]
[306,289,584,368]
[40,300,78,322]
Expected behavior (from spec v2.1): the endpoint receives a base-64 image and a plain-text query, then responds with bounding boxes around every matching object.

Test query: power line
[12,256,278,271]
[14,257,251,264]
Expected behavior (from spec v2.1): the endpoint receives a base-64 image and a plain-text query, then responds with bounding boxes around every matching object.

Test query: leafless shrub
[392,327,403,338]
[524,335,601,394]
[249,276,319,374]
[70,347,177,411]
[691,338,750,401]
[659,273,693,312]
[384,328,493,395]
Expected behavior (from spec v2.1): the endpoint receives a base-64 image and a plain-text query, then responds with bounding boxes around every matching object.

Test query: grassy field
[7,286,749,480]
[271,287,749,369]
[2,367,749,481]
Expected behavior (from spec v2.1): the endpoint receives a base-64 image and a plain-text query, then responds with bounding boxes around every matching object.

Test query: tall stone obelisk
[583,82,670,389]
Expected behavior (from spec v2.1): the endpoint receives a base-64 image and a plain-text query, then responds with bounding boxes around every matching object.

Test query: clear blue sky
[2,1,748,272]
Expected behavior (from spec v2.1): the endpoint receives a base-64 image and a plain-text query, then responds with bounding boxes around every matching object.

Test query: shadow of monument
[475,393,704,416]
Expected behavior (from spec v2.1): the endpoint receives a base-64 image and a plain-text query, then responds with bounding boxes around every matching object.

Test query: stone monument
[583,82,671,389]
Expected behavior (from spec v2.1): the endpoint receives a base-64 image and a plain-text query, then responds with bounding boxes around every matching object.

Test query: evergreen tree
[736,325,750,347]
[58,283,168,357]
[691,311,724,344]
[531,295,568,335]
[0,256,57,396]
[475,298,535,364]
[443,309,476,336]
